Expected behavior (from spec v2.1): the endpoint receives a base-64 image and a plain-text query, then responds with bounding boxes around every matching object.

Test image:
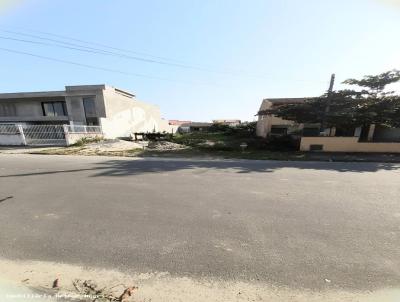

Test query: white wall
[0,134,25,145]
[101,87,172,138]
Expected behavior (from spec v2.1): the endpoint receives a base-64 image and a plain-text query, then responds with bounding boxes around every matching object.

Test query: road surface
[0,154,400,292]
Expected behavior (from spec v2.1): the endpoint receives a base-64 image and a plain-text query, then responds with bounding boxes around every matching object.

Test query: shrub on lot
[208,122,257,137]
[169,124,299,152]
[263,135,300,151]
[198,142,236,151]
[72,136,103,147]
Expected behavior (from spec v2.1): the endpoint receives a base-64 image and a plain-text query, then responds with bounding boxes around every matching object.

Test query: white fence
[0,124,103,146]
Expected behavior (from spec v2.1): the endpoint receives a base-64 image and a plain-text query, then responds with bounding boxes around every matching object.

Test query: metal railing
[0,124,20,135]
[65,125,103,134]
[22,124,66,146]
[0,124,103,146]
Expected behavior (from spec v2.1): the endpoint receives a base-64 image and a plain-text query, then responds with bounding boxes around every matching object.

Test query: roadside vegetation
[72,136,104,147]
[33,122,305,160]
[261,70,400,134]
[167,122,300,154]
[30,122,400,162]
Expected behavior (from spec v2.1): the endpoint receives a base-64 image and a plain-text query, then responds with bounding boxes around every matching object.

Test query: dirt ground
[1,259,400,302]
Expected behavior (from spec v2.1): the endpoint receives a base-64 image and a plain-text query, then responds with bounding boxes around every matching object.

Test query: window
[42,102,67,116]
[85,117,99,126]
[335,127,356,137]
[83,97,96,117]
[270,126,287,135]
[310,144,323,151]
[82,97,98,125]
[0,103,17,116]
[302,127,320,137]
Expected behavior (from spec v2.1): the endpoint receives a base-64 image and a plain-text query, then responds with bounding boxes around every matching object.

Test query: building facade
[212,119,241,126]
[0,85,171,138]
[256,98,319,138]
[256,97,400,153]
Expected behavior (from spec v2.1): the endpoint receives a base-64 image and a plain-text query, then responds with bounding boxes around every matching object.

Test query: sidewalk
[0,146,56,154]
[305,152,400,163]
[0,280,57,302]
[2,145,400,163]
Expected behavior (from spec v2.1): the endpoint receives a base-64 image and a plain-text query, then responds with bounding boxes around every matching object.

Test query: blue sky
[0,0,399,121]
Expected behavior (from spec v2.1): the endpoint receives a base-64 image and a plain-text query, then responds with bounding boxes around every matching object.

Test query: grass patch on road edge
[30,146,309,161]
[29,146,400,163]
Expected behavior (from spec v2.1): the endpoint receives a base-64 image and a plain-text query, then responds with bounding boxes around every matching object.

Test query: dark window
[335,127,355,137]
[42,102,67,116]
[85,117,99,126]
[310,144,323,151]
[270,126,287,135]
[0,103,17,116]
[83,97,97,117]
[82,97,98,125]
[302,127,320,137]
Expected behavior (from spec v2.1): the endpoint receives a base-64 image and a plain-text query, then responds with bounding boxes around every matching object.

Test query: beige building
[212,119,241,126]
[256,98,320,138]
[257,97,400,153]
[0,84,171,139]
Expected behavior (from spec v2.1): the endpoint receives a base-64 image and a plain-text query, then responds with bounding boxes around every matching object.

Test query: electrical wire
[0,47,218,86]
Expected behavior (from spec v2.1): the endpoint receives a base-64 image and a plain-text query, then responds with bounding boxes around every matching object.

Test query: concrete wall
[0,97,65,120]
[64,86,107,125]
[0,134,25,145]
[14,100,43,117]
[300,136,400,153]
[101,87,171,138]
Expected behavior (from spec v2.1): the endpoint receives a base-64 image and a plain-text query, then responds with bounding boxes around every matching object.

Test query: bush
[198,141,236,151]
[263,135,300,151]
[169,126,300,152]
[208,123,232,133]
[233,122,257,137]
[208,122,257,137]
[72,136,103,147]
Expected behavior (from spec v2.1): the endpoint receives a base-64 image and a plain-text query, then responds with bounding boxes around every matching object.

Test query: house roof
[181,122,213,127]
[0,85,136,99]
[258,97,310,112]
[263,97,308,104]
[169,120,192,125]
[212,119,241,123]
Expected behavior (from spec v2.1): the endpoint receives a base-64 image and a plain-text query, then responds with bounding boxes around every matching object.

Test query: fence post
[17,124,27,146]
[63,124,70,146]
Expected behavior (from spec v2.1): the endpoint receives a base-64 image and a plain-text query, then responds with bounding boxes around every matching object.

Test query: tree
[343,70,400,96]
[258,70,400,129]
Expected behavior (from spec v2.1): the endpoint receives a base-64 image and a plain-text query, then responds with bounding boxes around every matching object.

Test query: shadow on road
[1,158,400,178]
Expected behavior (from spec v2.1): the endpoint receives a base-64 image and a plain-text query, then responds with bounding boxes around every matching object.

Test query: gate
[22,124,67,146]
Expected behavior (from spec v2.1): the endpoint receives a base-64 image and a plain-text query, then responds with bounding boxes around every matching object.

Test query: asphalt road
[0,154,400,290]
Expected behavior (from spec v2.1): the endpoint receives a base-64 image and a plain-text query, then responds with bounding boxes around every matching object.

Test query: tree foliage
[209,122,257,137]
[258,70,400,128]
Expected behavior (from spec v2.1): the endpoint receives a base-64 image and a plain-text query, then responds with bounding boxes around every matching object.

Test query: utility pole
[321,73,335,134]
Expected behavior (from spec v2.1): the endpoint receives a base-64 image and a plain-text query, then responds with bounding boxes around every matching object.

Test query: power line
[27,27,186,64]
[0,35,124,57]
[0,30,220,72]
[0,47,217,86]
[0,27,328,83]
